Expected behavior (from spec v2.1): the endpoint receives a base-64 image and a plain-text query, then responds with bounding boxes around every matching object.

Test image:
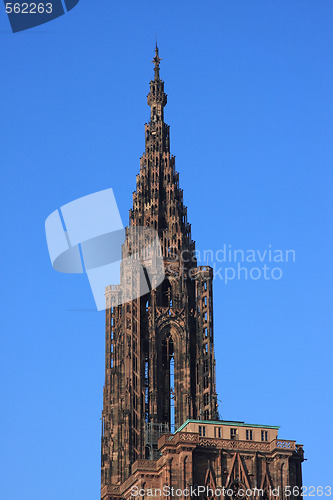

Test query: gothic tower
[101,48,304,500]
[101,45,218,487]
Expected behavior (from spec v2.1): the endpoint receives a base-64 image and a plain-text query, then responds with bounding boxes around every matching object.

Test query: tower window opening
[162,335,175,432]
[261,430,268,442]
[246,429,253,440]
[161,279,172,307]
[133,355,138,373]
[145,356,149,422]
[145,445,151,459]
[231,428,237,440]
[199,425,206,437]
[170,348,175,431]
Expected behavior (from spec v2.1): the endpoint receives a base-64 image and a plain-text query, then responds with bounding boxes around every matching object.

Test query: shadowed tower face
[101,46,218,487]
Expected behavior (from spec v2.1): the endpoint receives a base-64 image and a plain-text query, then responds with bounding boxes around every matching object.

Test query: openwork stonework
[101,47,304,500]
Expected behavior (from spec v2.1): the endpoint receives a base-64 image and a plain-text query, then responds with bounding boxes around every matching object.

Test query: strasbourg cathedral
[101,47,304,500]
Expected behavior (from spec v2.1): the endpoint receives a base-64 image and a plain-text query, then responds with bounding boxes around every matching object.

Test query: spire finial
[152,43,162,81]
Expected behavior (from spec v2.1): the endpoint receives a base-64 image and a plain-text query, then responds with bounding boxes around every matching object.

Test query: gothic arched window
[162,333,175,430]
[161,279,172,307]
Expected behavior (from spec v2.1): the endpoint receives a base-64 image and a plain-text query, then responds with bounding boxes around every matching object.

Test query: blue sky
[1,1,332,498]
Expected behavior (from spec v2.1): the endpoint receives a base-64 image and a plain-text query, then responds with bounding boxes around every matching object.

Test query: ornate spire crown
[130,46,194,259]
[152,43,162,80]
[147,44,167,122]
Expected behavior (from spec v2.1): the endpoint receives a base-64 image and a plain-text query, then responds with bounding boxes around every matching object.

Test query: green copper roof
[175,419,280,433]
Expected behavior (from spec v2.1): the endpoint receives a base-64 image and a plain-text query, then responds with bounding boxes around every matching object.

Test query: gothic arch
[157,317,184,344]
[156,320,185,430]
[161,278,172,307]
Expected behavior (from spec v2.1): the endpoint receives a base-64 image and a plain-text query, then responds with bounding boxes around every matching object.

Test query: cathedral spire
[131,46,192,246]
[102,51,219,490]
[101,50,304,500]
